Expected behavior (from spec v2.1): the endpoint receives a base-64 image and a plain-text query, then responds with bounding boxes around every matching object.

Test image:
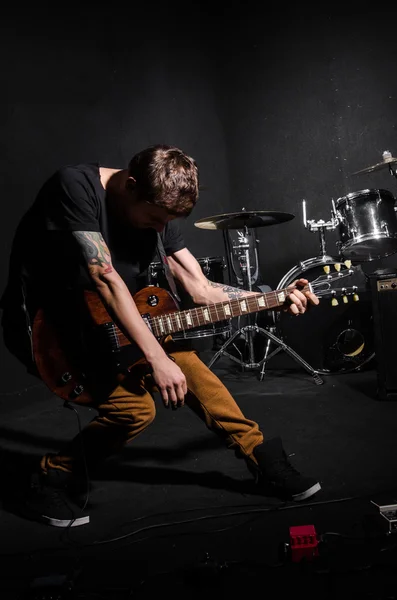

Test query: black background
[2,2,397,388]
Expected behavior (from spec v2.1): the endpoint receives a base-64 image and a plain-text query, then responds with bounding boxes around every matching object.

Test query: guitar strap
[156,232,181,302]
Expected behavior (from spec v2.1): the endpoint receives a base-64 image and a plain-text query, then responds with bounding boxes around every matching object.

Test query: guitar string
[141,282,340,338]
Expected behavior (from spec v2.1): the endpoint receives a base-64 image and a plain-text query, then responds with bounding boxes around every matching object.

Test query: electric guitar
[32,263,364,405]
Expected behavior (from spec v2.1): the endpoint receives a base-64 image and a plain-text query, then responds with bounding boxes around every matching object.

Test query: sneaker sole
[292,482,321,502]
[41,514,90,527]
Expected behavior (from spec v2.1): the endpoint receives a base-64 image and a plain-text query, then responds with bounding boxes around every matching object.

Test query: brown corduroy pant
[41,339,263,475]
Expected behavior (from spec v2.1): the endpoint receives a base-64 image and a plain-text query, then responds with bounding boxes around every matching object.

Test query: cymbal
[194,210,295,230]
[352,155,397,175]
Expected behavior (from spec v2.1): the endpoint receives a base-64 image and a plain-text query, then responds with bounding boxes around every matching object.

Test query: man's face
[125,200,176,232]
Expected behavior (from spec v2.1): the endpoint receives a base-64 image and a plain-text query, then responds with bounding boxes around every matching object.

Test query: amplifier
[367,269,397,401]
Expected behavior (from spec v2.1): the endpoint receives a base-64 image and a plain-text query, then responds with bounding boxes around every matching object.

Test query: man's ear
[126,176,136,192]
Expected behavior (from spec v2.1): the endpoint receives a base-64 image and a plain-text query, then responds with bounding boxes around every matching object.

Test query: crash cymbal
[352,153,397,175]
[194,210,295,230]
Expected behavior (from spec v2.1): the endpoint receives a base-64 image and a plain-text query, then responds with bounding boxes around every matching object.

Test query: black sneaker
[251,437,321,501]
[21,468,90,527]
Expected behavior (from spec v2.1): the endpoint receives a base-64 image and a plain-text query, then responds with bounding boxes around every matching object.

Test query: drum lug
[381,221,389,234]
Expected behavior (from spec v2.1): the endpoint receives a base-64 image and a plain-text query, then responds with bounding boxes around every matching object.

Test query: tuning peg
[342,295,348,304]
[353,286,359,301]
[331,297,339,306]
[344,260,352,268]
[323,265,330,274]
[334,263,341,272]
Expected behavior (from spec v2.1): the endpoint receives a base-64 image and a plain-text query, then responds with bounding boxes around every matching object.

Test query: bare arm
[167,248,319,315]
[166,248,259,304]
[72,232,187,407]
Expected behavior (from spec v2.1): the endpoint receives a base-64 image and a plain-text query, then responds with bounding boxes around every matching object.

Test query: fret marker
[166,316,172,331]
[175,314,182,329]
[239,300,248,312]
[203,308,210,321]
[258,297,266,307]
[186,312,192,326]
[277,292,286,303]
[224,304,231,316]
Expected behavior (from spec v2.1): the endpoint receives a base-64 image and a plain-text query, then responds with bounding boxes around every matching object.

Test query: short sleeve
[44,166,101,232]
[162,219,186,255]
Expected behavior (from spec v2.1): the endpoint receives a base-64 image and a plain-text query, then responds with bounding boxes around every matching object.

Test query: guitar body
[32,286,179,405]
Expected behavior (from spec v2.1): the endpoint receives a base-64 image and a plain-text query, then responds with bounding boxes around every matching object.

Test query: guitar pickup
[141,313,153,333]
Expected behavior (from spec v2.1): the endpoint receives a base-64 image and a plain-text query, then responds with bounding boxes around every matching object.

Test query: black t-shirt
[1,163,186,311]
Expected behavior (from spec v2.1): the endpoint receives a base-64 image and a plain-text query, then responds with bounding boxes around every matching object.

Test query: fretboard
[149,288,292,338]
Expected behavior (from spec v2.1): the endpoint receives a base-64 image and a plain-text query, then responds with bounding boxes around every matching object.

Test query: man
[1,144,320,528]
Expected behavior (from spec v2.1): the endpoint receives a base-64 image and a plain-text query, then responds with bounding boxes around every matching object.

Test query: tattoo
[207,279,245,300]
[73,232,113,274]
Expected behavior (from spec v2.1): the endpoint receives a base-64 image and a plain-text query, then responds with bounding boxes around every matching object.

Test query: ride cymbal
[194,210,295,230]
[352,152,397,175]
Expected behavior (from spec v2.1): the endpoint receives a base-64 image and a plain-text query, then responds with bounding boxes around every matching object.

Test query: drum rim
[172,321,232,339]
[339,231,397,247]
[335,188,395,205]
[196,256,226,263]
[273,255,341,326]
[276,255,340,290]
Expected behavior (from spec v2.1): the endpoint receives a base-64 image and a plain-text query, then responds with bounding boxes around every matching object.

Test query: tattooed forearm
[72,231,113,274]
[207,279,245,300]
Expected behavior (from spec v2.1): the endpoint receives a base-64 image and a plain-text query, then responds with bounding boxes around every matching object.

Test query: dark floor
[1,339,397,599]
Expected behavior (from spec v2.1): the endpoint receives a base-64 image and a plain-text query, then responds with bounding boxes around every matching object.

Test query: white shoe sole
[292,482,321,502]
[41,514,90,527]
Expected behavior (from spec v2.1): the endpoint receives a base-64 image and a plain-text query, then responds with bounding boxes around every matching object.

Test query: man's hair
[128,144,199,217]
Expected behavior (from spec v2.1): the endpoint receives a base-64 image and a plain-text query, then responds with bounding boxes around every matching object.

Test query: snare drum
[335,188,397,261]
[274,256,375,374]
[148,256,231,340]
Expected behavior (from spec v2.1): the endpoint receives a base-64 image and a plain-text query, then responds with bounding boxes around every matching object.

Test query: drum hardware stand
[258,199,345,383]
[206,221,324,385]
[303,198,340,262]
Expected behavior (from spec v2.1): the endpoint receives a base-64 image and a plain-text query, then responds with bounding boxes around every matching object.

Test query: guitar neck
[112,262,360,347]
[147,286,295,339]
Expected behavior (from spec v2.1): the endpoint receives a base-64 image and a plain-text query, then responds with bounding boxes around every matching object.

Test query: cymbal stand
[388,162,397,182]
[207,223,324,384]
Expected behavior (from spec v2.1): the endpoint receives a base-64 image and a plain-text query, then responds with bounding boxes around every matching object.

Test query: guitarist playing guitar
[1,144,321,527]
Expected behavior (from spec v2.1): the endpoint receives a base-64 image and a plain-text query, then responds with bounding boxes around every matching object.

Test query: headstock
[309,260,365,306]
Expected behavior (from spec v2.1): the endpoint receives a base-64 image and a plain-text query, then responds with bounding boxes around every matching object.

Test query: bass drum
[274,256,375,374]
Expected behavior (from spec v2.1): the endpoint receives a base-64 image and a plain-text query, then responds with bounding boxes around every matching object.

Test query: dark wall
[1,4,397,388]
[213,5,397,286]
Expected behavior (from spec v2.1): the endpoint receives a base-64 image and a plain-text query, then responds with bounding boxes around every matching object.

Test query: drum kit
[149,150,397,383]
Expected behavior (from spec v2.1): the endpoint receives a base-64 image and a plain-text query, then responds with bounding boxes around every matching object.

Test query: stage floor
[0,347,396,599]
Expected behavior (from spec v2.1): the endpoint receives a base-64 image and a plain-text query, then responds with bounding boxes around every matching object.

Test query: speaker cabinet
[367,269,397,400]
